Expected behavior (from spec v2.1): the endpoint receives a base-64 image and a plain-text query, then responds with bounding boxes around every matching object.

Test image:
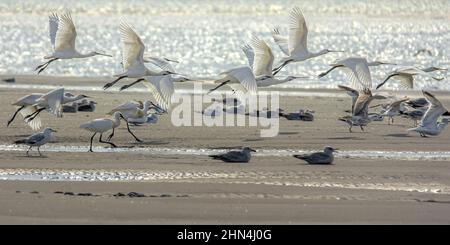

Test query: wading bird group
[6,7,448,161]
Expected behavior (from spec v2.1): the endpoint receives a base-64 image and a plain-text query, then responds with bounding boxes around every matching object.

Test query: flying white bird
[208,66,258,95]
[376,66,445,90]
[408,91,450,137]
[271,7,343,75]
[35,12,112,74]
[119,75,188,111]
[14,127,57,156]
[319,57,395,90]
[381,98,409,125]
[103,21,176,90]
[242,36,303,87]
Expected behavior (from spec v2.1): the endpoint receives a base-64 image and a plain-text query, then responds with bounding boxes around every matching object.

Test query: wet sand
[1,75,450,224]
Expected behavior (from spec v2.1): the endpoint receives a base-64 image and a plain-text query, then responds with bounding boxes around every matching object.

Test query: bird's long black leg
[119,78,145,91]
[99,133,117,148]
[124,120,142,142]
[107,128,115,141]
[89,133,97,152]
[7,106,25,127]
[25,108,45,122]
[318,65,342,78]
[360,126,365,132]
[272,60,292,76]
[208,80,230,94]
[36,58,58,74]
[26,146,32,156]
[103,76,127,90]
[37,146,42,157]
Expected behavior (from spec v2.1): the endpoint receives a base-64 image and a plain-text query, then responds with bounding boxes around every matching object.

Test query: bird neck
[77,52,96,58]
[311,49,328,58]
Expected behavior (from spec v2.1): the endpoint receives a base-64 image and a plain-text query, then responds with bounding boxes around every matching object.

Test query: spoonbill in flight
[242,36,304,87]
[103,21,176,90]
[35,12,112,74]
[271,7,343,75]
[376,66,445,90]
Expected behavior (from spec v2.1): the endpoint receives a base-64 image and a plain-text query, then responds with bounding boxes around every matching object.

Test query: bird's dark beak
[95,52,113,57]
[332,148,339,152]
[83,95,91,98]
[381,62,397,65]
[151,102,167,113]
[329,50,344,53]
[250,148,257,152]
[443,111,450,116]
[119,114,127,121]
[52,129,57,132]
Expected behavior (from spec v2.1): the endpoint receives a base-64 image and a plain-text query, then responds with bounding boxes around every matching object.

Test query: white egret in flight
[271,7,343,75]
[35,12,112,74]
[103,21,177,90]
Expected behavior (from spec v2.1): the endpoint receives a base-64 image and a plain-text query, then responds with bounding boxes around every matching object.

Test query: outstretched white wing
[120,21,145,70]
[38,88,64,117]
[143,75,175,111]
[340,57,372,90]
[48,13,59,50]
[288,7,308,56]
[271,27,289,56]
[20,106,42,130]
[108,101,139,115]
[249,36,274,77]
[144,57,176,73]
[242,44,254,69]
[220,67,257,94]
[420,91,446,127]
[54,12,77,52]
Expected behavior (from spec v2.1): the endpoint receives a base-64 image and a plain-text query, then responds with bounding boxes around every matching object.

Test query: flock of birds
[7,7,449,163]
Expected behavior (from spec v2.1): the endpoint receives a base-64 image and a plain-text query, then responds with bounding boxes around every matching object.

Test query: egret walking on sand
[14,127,57,157]
[35,12,112,74]
[102,22,176,90]
[376,66,445,90]
[242,36,303,87]
[271,7,343,75]
[408,91,450,137]
[80,112,141,152]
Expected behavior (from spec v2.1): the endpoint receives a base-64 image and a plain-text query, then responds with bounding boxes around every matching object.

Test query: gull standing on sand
[103,22,176,90]
[35,12,112,74]
[209,147,256,163]
[14,127,57,157]
[408,91,450,137]
[270,7,343,75]
[381,98,409,125]
[242,36,303,87]
[293,146,337,164]
[376,66,445,90]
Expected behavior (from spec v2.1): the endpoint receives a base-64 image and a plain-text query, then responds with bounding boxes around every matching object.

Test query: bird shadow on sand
[17,155,48,158]
[279,132,299,135]
[129,140,170,146]
[327,136,364,140]
[384,133,413,138]
[243,138,265,142]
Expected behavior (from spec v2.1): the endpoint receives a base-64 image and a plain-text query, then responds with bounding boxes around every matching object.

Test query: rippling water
[0,0,449,90]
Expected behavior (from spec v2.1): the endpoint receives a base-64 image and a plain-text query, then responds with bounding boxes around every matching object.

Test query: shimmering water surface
[0,0,449,89]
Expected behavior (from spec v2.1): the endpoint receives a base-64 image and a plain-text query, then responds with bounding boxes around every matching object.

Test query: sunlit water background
[0,0,449,90]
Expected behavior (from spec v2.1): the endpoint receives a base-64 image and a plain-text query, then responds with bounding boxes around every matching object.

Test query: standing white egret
[107,100,163,123]
[14,127,57,157]
[80,112,125,152]
[103,22,176,90]
[35,12,112,74]
[408,91,450,137]
[242,36,303,87]
[208,66,258,95]
[376,67,445,90]
[271,7,343,75]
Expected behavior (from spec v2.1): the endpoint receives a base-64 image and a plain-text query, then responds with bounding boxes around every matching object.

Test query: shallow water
[2,144,450,161]
[0,0,448,90]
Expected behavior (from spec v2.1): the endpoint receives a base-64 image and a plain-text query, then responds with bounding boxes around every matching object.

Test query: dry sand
[0,75,450,224]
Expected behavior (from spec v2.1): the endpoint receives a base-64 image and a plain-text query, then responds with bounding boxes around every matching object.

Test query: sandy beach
[0,76,450,224]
